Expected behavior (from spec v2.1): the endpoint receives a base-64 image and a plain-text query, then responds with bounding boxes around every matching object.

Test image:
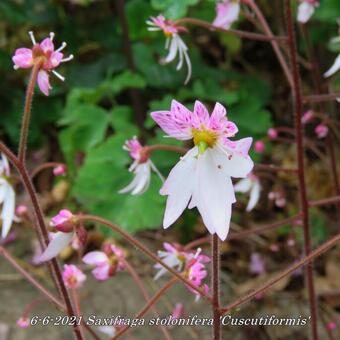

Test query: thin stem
[303,93,340,103]
[0,246,64,309]
[113,278,177,339]
[220,233,340,315]
[211,235,221,340]
[174,17,288,42]
[285,2,318,339]
[78,214,212,302]
[122,258,172,340]
[246,0,294,88]
[309,195,340,208]
[18,62,41,164]
[31,162,64,179]
[71,288,84,338]
[0,143,84,340]
[255,163,298,173]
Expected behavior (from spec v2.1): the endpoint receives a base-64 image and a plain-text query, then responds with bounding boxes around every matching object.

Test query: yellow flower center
[164,31,173,38]
[192,128,218,153]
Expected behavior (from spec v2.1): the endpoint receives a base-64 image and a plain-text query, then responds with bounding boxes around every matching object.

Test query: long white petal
[1,182,15,238]
[131,163,151,195]
[324,54,340,78]
[38,232,74,262]
[0,179,6,204]
[196,149,234,240]
[162,147,197,228]
[246,180,261,212]
[234,178,252,193]
[164,36,179,64]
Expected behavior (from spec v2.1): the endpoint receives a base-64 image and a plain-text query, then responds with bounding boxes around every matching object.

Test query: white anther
[194,248,202,259]
[52,70,65,81]
[55,42,67,53]
[13,65,19,70]
[61,54,74,63]
[49,32,55,41]
[28,31,36,45]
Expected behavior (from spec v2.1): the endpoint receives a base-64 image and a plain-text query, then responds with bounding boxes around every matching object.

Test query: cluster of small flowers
[154,242,210,300]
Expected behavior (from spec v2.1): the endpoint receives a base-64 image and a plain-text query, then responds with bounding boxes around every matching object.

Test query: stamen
[49,32,55,41]
[56,42,67,53]
[28,31,36,45]
[13,65,19,70]
[61,54,74,63]
[194,248,202,259]
[52,70,65,81]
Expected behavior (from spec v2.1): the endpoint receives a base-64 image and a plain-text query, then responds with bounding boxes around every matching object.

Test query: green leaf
[151,0,199,19]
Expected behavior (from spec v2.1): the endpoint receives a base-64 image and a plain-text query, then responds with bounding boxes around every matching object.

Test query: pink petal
[82,251,109,266]
[151,100,194,140]
[40,38,54,53]
[45,51,63,69]
[92,264,111,281]
[37,70,51,96]
[37,232,73,262]
[12,48,33,69]
[193,100,209,125]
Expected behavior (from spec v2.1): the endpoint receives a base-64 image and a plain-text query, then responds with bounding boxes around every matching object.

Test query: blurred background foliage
[0,0,339,240]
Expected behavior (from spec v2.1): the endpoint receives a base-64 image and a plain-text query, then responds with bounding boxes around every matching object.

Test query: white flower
[0,154,16,238]
[119,137,163,196]
[234,174,261,212]
[152,100,254,241]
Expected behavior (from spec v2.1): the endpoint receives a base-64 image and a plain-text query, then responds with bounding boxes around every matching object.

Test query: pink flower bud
[267,128,278,140]
[16,205,28,216]
[254,140,265,153]
[53,164,67,176]
[315,124,329,139]
[301,110,314,124]
[50,209,75,232]
[16,317,30,328]
[327,322,337,331]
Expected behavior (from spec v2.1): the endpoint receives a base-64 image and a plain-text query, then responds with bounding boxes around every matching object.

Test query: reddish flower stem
[303,93,340,103]
[309,195,340,208]
[246,0,294,88]
[112,278,177,339]
[71,288,84,338]
[174,17,288,43]
[0,142,84,340]
[211,234,221,340]
[220,233,340,315]
[254,163,298,173]
[78,214,213,302]
[18,62,42,164]
[31,162,64,179]
[122,258,172,340]
[285,1,318,339]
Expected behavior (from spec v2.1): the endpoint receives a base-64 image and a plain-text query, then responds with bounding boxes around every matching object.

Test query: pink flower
[119,137,163,195]
[53,164,67,176]
[83,244,126,281]
[147,16,191,84]
[151,100,253,240]
[269,243,280,252]
[12,31,73,96]
[254,140,265,153]
[297,0,319,24]
[267,128,278,140]
[268,191,286,208]
[327,322,337,331]
[62,264,86,289]
[154,242,188,280]
[16,317,30,328]
[38,210,78,262]
[184,249,210,300]
[315,124,329,138]
[301,110,314,124]
[213,0,240,30]
[249,253,266,275]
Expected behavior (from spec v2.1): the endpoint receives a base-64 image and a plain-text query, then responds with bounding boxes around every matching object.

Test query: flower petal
[324,54,340,78]
[83,251,109,266]
[297,2,315,23]
[196,149,235,240]
[1,182,15,238]
[37,70,51,96]
[234,178,252,193]
[92,264,111,281]
[194,100,210,125]
[38,232,73,262]
[40,38,54,53]
[12,48,33,69]
[161,147,197,228]
[247,180,261,212]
